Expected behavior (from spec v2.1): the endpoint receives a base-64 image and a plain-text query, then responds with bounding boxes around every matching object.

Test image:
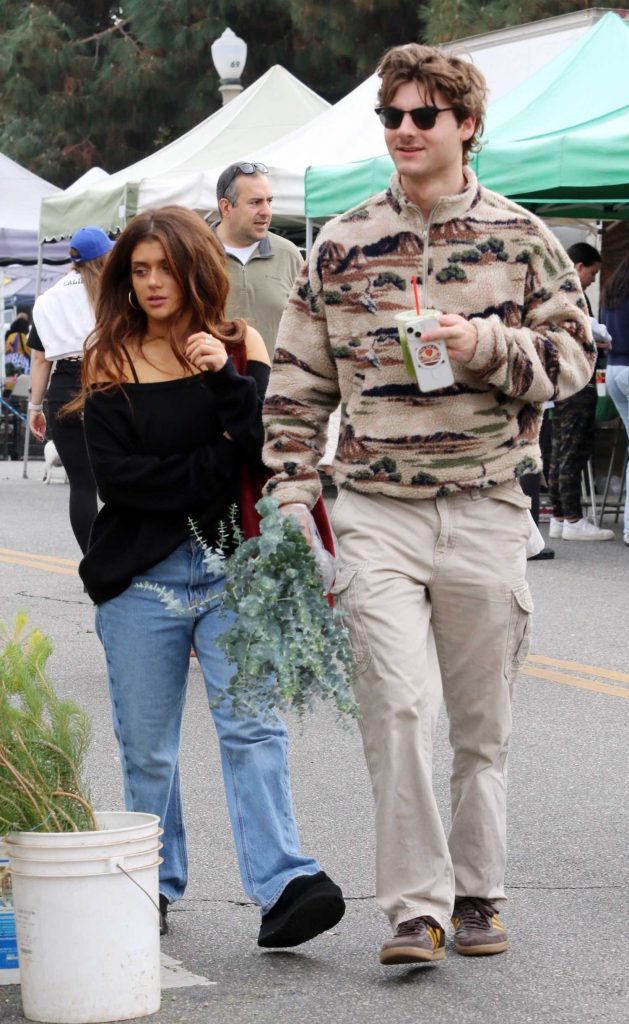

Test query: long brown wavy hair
[76,205,246,407]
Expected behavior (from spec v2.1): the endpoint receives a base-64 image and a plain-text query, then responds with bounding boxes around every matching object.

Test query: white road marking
[161,952,216,989]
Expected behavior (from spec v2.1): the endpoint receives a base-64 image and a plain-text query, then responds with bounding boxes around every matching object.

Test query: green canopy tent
[305,154,393,220]
[305,12,629,223]
[474,11,629,219]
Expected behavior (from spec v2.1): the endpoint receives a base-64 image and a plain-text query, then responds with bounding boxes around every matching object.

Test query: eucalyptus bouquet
[0,614,96,835]
[141,497,358,723]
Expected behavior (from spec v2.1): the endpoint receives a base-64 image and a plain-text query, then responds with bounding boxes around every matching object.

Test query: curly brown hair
[76,205,246,407]
[377,43,488,162]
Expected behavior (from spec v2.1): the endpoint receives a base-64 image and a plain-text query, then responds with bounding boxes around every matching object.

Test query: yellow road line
[522,666,629,700]
[0,547,78,568]
[527,653,629,685]
[0,547,627,699]
[0,555,78,577]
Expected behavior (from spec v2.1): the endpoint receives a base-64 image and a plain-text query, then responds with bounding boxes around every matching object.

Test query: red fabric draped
[230,346,336,558]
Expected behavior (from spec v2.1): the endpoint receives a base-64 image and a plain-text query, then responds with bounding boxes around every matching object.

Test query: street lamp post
[211,28,247,105]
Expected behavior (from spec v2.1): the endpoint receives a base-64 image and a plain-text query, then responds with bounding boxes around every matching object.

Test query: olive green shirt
[213,226,303,358]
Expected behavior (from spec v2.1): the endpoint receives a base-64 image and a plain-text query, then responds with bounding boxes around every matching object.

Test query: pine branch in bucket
[137,497,359,723]
[0,613,96,835]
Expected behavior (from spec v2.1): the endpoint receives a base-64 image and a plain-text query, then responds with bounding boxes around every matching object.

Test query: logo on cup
[417,344,442,367]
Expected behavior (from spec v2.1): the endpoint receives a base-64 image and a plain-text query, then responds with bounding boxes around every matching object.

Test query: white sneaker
[549,516,564,539]
[624,532,629,546]
[562,518,615,541]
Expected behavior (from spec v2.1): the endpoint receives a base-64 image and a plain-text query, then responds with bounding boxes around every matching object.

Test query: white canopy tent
[64,166,110,193]
[0,170,112,328]
[441,7,613,106]
[39,65,329,242]
[0,153,68,265]
[0,153,72,387]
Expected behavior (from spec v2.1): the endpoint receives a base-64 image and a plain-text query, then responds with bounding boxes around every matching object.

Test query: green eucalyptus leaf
[159,500,359,724]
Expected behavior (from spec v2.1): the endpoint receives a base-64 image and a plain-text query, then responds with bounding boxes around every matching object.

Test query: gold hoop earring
[128,290,139,309]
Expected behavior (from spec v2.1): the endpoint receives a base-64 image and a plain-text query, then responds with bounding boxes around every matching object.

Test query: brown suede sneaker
[379,916,445,965]
[451,897,508,955]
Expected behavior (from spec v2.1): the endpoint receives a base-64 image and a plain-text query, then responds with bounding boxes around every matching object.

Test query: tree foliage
[422,0,594,45]
[0,1,594,185]
[0,0,423,186]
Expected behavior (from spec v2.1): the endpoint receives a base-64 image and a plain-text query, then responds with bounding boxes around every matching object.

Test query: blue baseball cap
[69,226,114,263]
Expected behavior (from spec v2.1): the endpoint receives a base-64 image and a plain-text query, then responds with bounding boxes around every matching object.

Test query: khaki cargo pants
[331,485,533,932]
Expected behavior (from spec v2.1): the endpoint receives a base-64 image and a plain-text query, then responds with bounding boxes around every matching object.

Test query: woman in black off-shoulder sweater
[77,206,344,947]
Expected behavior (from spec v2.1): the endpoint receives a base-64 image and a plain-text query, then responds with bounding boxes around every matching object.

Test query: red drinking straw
[411,275,421,314]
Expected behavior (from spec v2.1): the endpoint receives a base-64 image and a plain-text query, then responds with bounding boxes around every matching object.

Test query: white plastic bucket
[8,844,162,878]
[6,812,163,1023]
[7,812,160,849]
[4,821,163,868]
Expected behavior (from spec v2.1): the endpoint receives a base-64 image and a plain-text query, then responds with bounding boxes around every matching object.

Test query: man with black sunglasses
[210,161,303,358]
[262,44,594,966]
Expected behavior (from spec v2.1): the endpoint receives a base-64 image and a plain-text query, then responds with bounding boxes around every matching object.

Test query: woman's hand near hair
[185,332,228,373]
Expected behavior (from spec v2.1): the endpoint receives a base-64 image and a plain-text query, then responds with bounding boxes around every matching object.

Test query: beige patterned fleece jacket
[262,168,595,507]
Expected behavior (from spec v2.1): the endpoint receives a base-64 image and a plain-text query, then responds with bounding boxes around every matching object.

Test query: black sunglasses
[375,105,455,130]
[218,161,269,200]
[232,161,269,177]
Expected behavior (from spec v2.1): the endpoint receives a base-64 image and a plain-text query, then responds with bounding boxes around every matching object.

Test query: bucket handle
[115,861,161,921]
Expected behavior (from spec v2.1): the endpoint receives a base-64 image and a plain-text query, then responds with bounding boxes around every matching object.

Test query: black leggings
[48,403,97,554]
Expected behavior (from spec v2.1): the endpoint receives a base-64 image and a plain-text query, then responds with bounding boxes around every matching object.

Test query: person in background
[262,42,594,966]
[548,243,614,541]
[4,309,32,376]
[520,406,555,561]
[28,227,112,553]
[210,161,343,482]
[76,205,345,945]
[210,162,303,359]
[600,253,629,547]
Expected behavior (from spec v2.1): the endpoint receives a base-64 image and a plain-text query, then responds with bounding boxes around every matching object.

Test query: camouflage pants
[548,388,597,519]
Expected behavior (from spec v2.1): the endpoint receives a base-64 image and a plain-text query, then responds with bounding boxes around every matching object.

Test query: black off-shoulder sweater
[79,358,269,604]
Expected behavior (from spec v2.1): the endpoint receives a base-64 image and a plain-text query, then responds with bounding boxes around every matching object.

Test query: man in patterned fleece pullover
[262,44,594,965]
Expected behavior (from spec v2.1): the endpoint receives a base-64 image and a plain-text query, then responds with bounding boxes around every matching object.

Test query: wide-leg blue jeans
[95,539,320,912]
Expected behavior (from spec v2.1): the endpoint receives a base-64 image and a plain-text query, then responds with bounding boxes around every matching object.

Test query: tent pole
[34,242,44,298]
[20,243,45,478]
[21,375,31,478]
[306,218,313,257]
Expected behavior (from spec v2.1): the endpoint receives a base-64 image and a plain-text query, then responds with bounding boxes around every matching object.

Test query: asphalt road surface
[0,458,626,1024]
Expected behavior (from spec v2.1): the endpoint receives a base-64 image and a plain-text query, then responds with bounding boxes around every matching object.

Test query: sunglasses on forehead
[220,161,269,195]
[375,105,455,130]
[233,161,269,177]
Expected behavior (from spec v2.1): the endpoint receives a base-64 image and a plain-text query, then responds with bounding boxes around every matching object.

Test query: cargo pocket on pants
[504,582,534,685]
[331,563,372,676]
